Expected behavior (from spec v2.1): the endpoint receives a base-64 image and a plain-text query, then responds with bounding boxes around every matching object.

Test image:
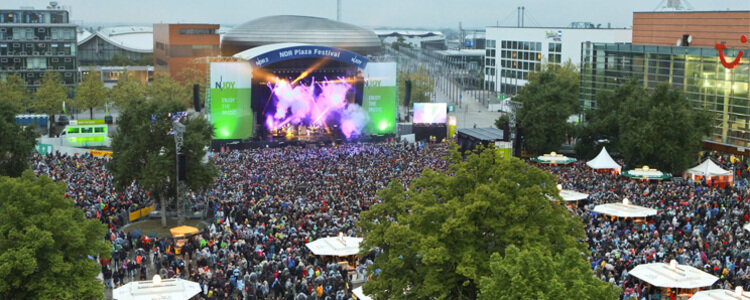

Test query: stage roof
[457,127,504,141]
[221,15,382,56]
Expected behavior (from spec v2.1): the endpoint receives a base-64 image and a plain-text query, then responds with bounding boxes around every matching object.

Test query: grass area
[124,218,206,239]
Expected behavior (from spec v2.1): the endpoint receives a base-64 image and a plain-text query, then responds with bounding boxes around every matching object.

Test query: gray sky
[7,0,750,29]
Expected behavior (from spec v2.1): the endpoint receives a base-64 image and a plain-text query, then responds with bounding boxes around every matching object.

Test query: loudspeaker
[178,153,186,181]
[193,84,201,112]
[404,80,412,106]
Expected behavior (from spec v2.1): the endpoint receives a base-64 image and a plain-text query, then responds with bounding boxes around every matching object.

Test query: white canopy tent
[690,288,748,300]
[687,159,732,181]
[592,199,658,218]
[352,286,372,300]
[558,189,589,202]
[531,152,576,164]
[629,261,719,289]
[623,166,671,180]
[306,234,363,257]
[113,276,201,300]
[586,147,621,170]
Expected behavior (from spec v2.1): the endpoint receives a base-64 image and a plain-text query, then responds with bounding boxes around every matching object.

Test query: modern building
[78,65,153,87]
[77,26,153,66]
[580,10,750,153]
[0,4,77,88]
[153,23,220,81]
[375,30,446,50]
[484,26,631,95]
[221,15,382,57]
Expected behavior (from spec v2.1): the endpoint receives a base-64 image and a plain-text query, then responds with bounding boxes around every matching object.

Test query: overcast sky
[7,0,750,29]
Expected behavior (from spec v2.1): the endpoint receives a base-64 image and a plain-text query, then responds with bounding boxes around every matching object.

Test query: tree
[391,36,412,51]
[33,72,69,124]
[398,67,435,106]
[617,83,712,173]
[177,66,207,109]
[110,72,146,110]
[0,101,37,177]
[148,73,191,108]
[478,245,620,300]
[0,170,110,299]
[74,73,108,119]
[109,53,134,66]
[494,114,510,133]
[108,97,215,227]
[515,62,580,155]
[358,146,612,300]
[0,75,31,113]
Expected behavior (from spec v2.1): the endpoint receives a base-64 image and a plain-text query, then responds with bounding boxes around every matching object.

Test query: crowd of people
[542,155,750,299]
[30,142,448,299]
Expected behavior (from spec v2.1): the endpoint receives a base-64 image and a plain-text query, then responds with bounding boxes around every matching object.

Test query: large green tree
[358,146,615,300]
[33,72,69,124]
[0,75,31,113]
[515,62,580,155]
[148,73,190,108]
[618,83,712,173]
[74,73,108,119]
[108,97,215,227]
[479,245,619,300]
[0,101,37,177]
[0,170,110,299]
[177,66,207,109]
[399,67,435,106]
[110,72,146,110]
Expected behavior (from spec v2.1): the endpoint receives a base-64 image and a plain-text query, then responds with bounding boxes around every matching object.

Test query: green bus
[59,122,111,148]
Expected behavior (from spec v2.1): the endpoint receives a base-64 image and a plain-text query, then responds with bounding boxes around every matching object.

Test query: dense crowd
[541,156,750,299]
[30,142,448,300]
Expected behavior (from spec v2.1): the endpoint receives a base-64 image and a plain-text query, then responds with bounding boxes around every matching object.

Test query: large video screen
[210,62,253,140]
[414,103,447,124]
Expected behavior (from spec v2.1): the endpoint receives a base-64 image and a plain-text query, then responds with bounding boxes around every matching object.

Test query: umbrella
[130,229,142,238]
[170,225,200,237]
[149,232,158,238]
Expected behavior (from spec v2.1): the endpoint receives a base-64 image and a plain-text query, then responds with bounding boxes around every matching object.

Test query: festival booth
[586,147,622,173]
[306,233,363,279]
[550,184,589,208]
[686,159,733,187]
[169,225,199,255]
[113,275,201,300]
[592,198,658,222]
[531,152,576,165]
[623,166,672,181]
[352,286,372,300]
[629,260,719,300]
[690,287,747,300]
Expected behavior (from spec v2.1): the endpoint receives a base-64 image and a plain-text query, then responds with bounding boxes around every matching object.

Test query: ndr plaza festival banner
[362,62,397,135]
[209,62,253,140]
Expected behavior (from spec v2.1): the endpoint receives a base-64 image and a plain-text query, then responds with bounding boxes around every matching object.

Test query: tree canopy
[515,62,580,155]
[358,146,615,300]
[0,101,37,177]
[32,71,69,117]
[398,67,435,106]
[0,75,31,113]
[177,66,207,109]
[148,73,190,108]
[109,72,146,110]
[577,81,712,173]
[0,170,110,299]
[478,245,620,300]
[108,97,215,226]
[74,73,108,119]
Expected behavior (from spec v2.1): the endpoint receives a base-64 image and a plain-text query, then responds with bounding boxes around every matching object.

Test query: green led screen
[362,62,398,135]
[209,62,253,140]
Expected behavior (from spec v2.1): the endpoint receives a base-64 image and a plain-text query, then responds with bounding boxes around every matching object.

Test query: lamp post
[173,122,186,226]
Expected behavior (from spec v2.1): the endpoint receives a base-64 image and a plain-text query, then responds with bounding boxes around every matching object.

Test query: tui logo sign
[715,35,747,69]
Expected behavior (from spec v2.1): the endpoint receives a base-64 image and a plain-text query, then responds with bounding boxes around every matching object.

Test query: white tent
[629,261,719,289]
[113,276,201,300]
[687,159,732,178]
[352,286,372,300]
[690,288,748,300]
[586,147,621,170]
[558,189,589,202]
[531,152,576,164]
[592,199,658,218]
[305,235,363,257]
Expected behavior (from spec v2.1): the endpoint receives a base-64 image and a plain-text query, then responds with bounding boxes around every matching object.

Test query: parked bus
[59,120,111,148]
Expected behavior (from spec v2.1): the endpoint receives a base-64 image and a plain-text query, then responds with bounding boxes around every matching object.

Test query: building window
[179,28,216,35]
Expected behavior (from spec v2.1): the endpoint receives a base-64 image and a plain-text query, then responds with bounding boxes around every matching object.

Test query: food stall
[629,260,719,300]
[169,225,199,255]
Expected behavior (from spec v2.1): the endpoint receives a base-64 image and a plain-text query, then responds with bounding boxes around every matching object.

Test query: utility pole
[337,0,342,22]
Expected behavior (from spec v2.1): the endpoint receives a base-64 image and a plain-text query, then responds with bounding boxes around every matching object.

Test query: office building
[0,4,77,88]
[484,26,631,95]
[153,23,219,81]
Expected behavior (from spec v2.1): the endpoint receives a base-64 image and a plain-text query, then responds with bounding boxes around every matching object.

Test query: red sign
[715,35,747,69]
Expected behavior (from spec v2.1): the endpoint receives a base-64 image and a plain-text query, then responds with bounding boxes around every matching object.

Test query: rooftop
[77,26,153,53]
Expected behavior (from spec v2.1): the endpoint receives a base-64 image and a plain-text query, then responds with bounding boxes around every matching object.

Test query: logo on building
[545,30,562,41]
[715,35,747,69]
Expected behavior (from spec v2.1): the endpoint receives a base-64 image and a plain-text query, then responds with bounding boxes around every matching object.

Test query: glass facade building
[0,8,77,88]
[581,42,750,148]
